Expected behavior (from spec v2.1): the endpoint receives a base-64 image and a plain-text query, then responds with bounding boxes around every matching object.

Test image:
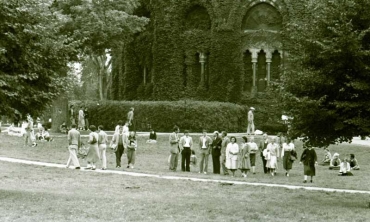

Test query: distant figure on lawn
[259,133,269,174]
[59,122,68,134]
[84,107,89,130]
[248,136,258,174]
[220,131,230,175]
[66,124,81,170]
[265,137,279,176]
[239,136,251,178]
[319,148,332,166]
[198,129,212,174]
[123,122,130,137]
[349,154,360,170]
[78,106,85,130]
[226,136,239,177]
[127,107,134,127]
[300,144,317,183]
[169,126,180,172]
[85,125,100,170]
[69,105,76,126]
[179,130,193,172]
[246,107,255,135]
[338,157,353,176]
[24,118,37,147]
[147,128,157,143]
[329,153,341,170]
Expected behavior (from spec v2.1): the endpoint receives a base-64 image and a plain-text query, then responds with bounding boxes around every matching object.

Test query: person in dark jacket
[211,131,222,174]
[300,144,318,183]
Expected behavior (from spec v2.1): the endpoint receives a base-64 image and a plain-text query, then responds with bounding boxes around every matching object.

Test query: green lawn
[0,161,369,222]
[0,133,368,191]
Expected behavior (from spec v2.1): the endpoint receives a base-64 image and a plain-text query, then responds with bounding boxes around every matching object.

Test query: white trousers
[99,144,107,169]
[67,145,80,168]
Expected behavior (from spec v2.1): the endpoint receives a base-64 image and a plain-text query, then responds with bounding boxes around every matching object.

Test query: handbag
[110,143,117,151]
[78,143,89,159]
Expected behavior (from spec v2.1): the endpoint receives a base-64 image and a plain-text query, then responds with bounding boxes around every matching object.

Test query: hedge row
[71,100,249,132]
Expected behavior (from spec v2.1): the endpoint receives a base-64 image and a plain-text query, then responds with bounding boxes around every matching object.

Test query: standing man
[198,129,212,174]
[211,131,222,174]
[98,125,108,170]
[110,126,128,168]
[169,126,180,171]
[179,130,193,172]
[127,107,134,129]
[259,133,269,174]
[220,131,230,175]
[247,107,255,135]
[66,124,81,169]
[78,106,85,130]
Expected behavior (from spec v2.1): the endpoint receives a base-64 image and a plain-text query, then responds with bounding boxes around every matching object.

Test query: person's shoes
[271,172,274,176]
[92,167,96,170]
[116,166,121,168]
[310,180,313,183]
[204,172,207,175]
[198,171,201,174]
[127,166,130,168]
[66,165,69,168]
[287,173,289,177]
[130,166,134,169]
[101,168,106,170]
[31,143,37,147]
[303,180,307,183]
[253,172,256,175]
[75,167,81,170]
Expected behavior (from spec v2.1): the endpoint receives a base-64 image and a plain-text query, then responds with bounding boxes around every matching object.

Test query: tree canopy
[281,0,370,147]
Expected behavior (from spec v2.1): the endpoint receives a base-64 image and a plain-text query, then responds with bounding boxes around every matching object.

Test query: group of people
[69,105,89,131]
[321,148,360,176]
[66,119,137,170]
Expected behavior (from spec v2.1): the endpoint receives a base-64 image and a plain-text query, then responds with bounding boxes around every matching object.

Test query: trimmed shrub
[71,100,249,132]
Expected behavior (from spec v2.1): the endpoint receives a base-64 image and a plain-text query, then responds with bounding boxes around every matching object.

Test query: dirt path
[1,156,370,194]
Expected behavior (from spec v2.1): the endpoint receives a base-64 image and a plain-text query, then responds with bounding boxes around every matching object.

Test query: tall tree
[0,0,79,117]
[53,0,149,100]
[281,0,370,147]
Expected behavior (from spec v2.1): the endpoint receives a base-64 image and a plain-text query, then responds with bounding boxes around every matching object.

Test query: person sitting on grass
[320,148,332,166]
[42,128,53,142]
[349,154,360,170]
[338,157,353,176]
[329,153,341,170]
[60,122,68,134]
[146,128,157,144]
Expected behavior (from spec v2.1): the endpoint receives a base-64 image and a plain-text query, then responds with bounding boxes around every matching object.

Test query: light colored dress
[86,132,100,164]
[226,142,239,170]
[78,109,85,129]
[239,142,251,170]
[281,142,295,170]
[266,143,279,169]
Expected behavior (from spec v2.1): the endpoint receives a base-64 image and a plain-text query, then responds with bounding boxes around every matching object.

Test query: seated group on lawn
[322,150,360,176]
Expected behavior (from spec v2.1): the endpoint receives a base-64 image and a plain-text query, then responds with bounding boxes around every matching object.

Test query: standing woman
[248,136,258,174]
[98,125,108,170]
[266,137,279,176]
[85,125,100,170]
[239,136,251,178]
[78,106,85,130]
[281,138,296,177]
[226,136,239,177]
[300,144,318,183]
[211,131,222,174]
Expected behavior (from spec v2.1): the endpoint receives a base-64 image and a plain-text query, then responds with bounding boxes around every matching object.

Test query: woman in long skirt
[226,136,239,177]
[281,138,296,177]
[266,137,279,176]
[239,136,251,178]
[300,145,317,183]
[86,125,100,170]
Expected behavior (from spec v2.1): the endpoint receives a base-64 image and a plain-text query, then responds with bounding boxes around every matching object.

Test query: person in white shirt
[281,138,296,177]
[198,129,212,174]
[123,122,130,137]
[114,120,124,134]
[179,130,193,172]
[226,136,239,177]
[246,107,255,135]
[98,125,108,170]
[338,157,353,176]
[266,137,280,176]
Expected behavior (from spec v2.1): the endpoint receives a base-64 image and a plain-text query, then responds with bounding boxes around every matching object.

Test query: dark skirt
[304,164,315,176]
[250,153,256,167]
[283,151,293,170]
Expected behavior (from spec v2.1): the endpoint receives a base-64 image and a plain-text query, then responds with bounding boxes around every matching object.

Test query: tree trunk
[51,94,68,133]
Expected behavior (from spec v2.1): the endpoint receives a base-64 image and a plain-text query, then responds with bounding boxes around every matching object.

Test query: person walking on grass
[85,125,100,170]
[300,144,317,183]
[179,130,193,172]
[226,136,239,177]
[248,136,258,174]
[211,131,222,174]
[169,126,180,171]
[98,125,108,170]
[110,126,128,169]
[127,131,137,169]
[281,138,296,177]
[66,124,81,169]
[239,136,251,178]
[220,131,230,175]
[198,129,212,174]
[259,133,269,174]
[266,137,279,176]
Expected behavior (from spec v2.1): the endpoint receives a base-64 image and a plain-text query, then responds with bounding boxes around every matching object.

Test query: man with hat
[247,107,255,135]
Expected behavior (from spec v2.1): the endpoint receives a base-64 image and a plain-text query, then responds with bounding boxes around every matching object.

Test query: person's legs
[181,150,186,171]
[69,147,80,168]
[247,124,251,135]
[100,145,107,169]
[199,151,205,173]
[169,153,177,170]
[221,155,229,175]
[131,150,136,168]
[204,153,209,173]
[261,153,267,173]
[115,144,124,167]
[185,149,191,172]
[251,122,255,134]
[127,149,133,167]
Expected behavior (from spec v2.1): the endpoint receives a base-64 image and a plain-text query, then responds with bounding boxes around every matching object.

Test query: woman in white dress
[266,137,280,176]
[226,136,239,177]
[281,138,296,177]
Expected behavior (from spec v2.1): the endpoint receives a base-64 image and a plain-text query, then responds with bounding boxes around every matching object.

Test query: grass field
[1,133,370,221]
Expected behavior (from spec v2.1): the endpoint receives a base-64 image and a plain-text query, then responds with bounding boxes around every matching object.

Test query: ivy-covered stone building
[111,0,299,103]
